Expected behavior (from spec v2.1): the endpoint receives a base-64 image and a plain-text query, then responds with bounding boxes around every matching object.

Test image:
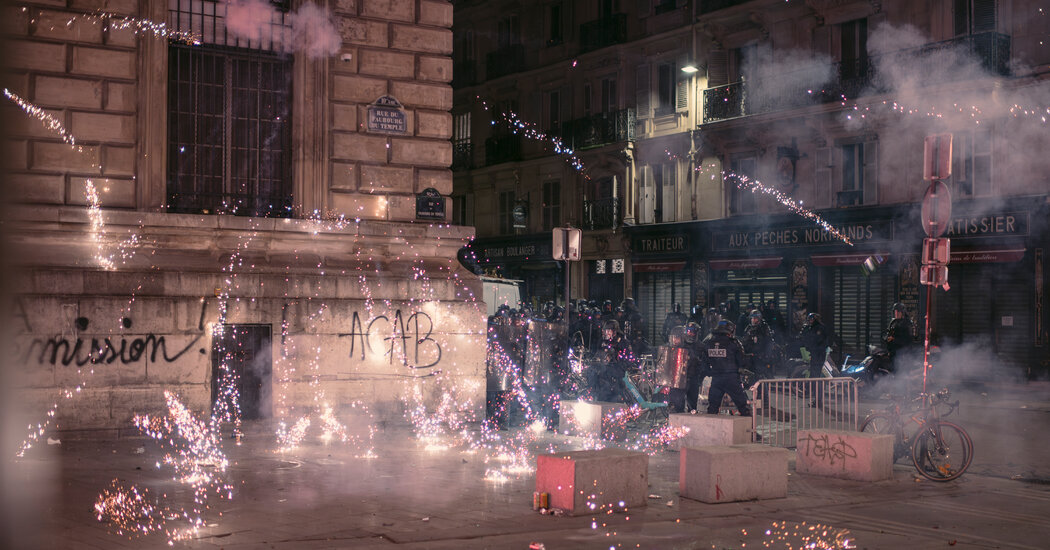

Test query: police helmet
[684,322,701,343]
[750,310,763,321]
[806,312,821,324]
[714,319,731,334]
[892,302,906,314]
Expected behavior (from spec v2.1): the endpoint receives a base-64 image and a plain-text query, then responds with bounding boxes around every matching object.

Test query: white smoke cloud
[288,2,342,59]
[742,48,835,111]
[225,0,342,59]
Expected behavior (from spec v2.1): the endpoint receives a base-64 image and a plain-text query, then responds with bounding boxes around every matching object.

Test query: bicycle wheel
[860,413,907,462]
[911,421,973,482]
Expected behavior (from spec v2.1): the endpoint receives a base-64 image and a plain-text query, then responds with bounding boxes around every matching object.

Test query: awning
[633,260,687,273]
[709,257,782,270]
[949,248,1025,263]
[810,253,890,267]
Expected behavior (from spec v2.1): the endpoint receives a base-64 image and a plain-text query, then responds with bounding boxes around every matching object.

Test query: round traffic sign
[921,180,952,237]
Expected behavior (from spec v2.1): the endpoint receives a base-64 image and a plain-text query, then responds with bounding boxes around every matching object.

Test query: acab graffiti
[337,309,442,369]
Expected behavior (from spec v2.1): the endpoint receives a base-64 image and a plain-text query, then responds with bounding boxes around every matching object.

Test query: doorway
[212,324,273,420]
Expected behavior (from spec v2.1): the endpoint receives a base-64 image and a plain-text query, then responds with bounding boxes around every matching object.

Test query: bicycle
[859,388,974,481]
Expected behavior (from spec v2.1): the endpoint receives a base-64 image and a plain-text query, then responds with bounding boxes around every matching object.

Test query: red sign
[709,257,782,270]
[810,253,890,267]
[633,261,686,273]
[921,180,952,237]
[949,249,1025,263]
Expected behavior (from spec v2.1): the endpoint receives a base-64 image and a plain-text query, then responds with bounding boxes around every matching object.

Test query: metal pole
[922,282,932,401]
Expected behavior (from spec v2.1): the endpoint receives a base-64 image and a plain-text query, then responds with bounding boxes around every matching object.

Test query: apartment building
[453,0,1049,378]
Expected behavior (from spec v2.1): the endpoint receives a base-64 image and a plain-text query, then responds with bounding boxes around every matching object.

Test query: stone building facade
[1,0,484,436]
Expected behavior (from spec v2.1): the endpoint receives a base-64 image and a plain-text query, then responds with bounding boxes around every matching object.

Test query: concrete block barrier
[669,413,752,450]
[795,429,894,481]
[535,449,648,516]
[679,444,789,503]
[558,400,632,439]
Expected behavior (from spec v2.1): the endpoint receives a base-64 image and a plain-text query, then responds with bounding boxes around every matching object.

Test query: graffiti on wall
[338,309,442,369]
[13,298,208,367]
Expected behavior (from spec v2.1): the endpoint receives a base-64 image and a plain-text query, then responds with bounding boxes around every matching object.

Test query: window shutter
[639,165,654,224]
[973,0,996,33]
[707,50,728,87]
[636,63,651,119]
[811,25,831,56]
[863,140,878,205]
[813,146,831,203]
[675,54,689,113]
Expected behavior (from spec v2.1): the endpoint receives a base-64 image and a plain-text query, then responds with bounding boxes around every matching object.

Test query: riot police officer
[884,302,915,372]
[683,322,707,413]
[799,312,829,377]
[701,320,751,416]
[743,310,776,379]
[661,303,688,344]
[589,320,633,402]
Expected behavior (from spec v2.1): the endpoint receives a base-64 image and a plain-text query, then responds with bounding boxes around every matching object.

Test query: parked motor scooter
[840,345,892,392]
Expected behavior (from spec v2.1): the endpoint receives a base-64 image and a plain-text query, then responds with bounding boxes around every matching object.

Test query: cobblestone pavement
[4,384,1050,550]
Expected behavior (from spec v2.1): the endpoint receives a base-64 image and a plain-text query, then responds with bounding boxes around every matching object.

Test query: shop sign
[713,221,893,251]
[633,234,689,254]
[709,257,782,270]
[480,240,551,261]
[811,253,890,267]
[949,248,1025,263]
[943,212,1028,238]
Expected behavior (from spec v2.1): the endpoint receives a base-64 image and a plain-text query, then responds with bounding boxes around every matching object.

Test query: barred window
[167,0,293,217]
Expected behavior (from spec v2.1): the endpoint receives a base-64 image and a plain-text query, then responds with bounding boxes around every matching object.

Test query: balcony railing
[702,32,1011,123]
[452,141,473,170]
[583,197,620,230]
[703,81,747,122]
[559,108,635,150]
[486,44,525,80]
[485,133,522,166]
[579,14,627,53]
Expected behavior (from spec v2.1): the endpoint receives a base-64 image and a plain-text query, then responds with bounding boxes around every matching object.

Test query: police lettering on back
[707,345,727,358]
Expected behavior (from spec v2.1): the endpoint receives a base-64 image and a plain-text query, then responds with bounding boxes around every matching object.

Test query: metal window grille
[169,0,290,51]
[167,1,293,217]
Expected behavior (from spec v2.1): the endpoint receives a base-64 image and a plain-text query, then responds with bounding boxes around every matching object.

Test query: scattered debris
[666,500,674,507]
[647,494,662,499]
[529,543,546,550]
[421,517,430,522]
[134,447,145,454]
[47,437,61,445]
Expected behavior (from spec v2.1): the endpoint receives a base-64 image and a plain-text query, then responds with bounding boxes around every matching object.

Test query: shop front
[474,234,561,310]
[923,197,1050,379]
[627,226,695,345]
[702,212,901,359]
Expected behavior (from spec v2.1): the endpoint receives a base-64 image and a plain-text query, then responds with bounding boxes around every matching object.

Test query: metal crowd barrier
[749,377,858,448]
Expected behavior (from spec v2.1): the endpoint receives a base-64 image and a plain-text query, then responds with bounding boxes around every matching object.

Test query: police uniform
[701,329,751,416]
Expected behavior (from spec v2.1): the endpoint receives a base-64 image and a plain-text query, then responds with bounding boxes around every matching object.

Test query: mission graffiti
[17,318,202,367]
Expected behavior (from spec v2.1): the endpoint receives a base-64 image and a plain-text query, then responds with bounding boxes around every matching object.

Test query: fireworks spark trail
[17,5,202,45]
[4,87,82,149]
[477,96,589,175]
[720,170,855,246]
[94,481,164,537]
[122,391,233,543]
